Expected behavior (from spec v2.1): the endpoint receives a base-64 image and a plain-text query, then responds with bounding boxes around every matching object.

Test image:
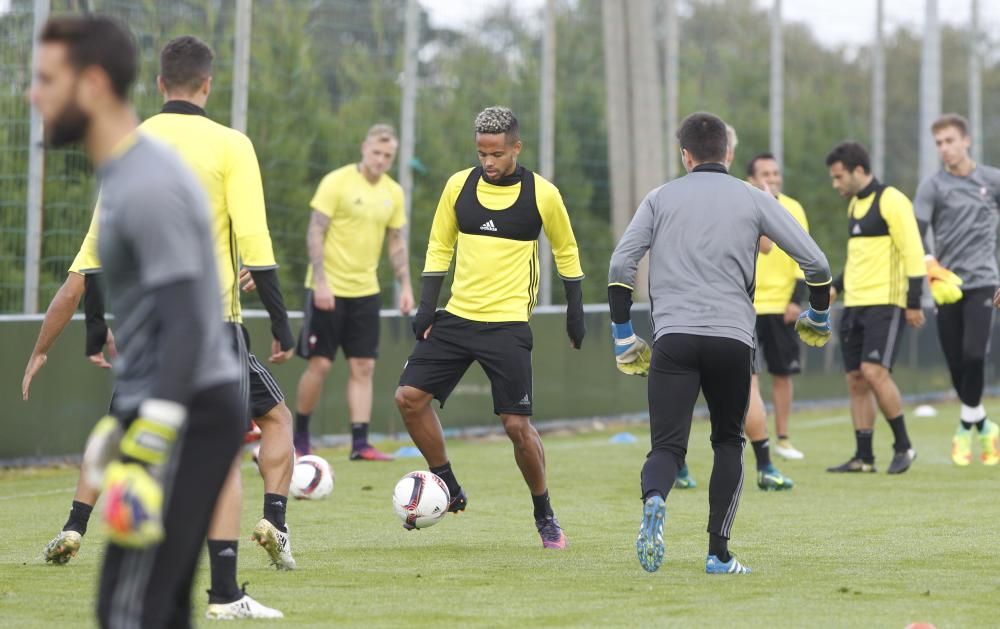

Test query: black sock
[709,533,731,562]
[886,414,911,452]
[855,429,874,463]
[531,490,554,520]
[430,462,462,497]
[351,423,369,451]
[777,434,788,441]
[295,412,311,434]
[62,500,93,535]
[751,438,771,471]
[961,419,986,432]
[263,493,287,531]
[206,540,241,604]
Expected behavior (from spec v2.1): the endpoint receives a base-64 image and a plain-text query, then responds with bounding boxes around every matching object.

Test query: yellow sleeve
[882,187,927,278]
[536,176,584,280]
[226,132,276,269]
[387,183,406,230]
[788,198,808,279]
[310,170,341,219]
[422,173,463,275]
[68,202,102,275]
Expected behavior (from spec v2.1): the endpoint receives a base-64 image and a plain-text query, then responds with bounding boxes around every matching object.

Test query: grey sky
[421,0,999,51]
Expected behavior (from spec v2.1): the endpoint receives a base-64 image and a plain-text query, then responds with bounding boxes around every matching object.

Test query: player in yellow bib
[395,107,585,549]
[293,124,413,460]
[747,153,809,461]
[24,36,290,618]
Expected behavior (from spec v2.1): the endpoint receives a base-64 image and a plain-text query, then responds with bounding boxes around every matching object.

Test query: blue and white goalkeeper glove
[795,308,831,348]
[612,321,651,377]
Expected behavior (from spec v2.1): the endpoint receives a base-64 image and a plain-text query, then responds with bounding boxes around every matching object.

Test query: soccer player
[674,129,794,492]
[914,113,1000,466]
[825,141,925,475]
[30,15,250,627]
[747,152,809,461]
[293,124,413,460]
[395,106,585,549]
[609,112,832,574]
[26,35,290,618]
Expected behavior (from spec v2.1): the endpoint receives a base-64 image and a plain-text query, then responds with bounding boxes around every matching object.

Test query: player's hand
[412,306,435,341]
[103,461,164,548]
[612,321,651,376]
[758,236,774,254]
[21,352,47,401]
[925,257,963,305]
[239,267,256,293]
[906,308,925,328]
[398,285,415,316]
[829,286,839,304]
[88,329,118,369]
[269,338,294,364]
[795,308,831,347]
[314,285,335,311]
[783,302,802,325]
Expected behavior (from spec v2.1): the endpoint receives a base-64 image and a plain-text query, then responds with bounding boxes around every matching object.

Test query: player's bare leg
[293,356,332,455]
[347,357,391,460]
[252,402,295,570]
[746,376,792,490]
[500,413,565,548]
[828,371,879,472]
[395,385,466,512]
[43,466,99,564]
[860,362,915,473]
[771,375,804,459]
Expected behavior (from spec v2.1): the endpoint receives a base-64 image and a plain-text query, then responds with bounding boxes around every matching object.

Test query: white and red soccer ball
[392,471,450,530]
[290,454,334,500]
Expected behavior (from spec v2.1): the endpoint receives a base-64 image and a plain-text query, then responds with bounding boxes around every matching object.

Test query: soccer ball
[392,471,451,530]
[290,455,334,500]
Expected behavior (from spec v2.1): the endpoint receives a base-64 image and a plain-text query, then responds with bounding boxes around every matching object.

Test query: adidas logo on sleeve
[480,220,498,232]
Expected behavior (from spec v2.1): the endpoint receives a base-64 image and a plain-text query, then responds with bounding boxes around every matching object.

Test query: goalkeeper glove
[99,399,186,548]
[612,321,651,377]
[926,257,963,305]
[795,308,831,348]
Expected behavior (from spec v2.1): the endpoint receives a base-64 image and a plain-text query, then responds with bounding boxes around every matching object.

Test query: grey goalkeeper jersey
[914,165,1000,290]
[609,164,831,347]
[97,134,239,414]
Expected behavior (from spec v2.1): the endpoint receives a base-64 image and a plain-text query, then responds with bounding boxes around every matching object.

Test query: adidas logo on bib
[852,224,862,235]
[480,220,498,232]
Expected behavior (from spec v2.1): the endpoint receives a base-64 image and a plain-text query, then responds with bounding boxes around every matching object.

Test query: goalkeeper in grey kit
[607,112,833,575]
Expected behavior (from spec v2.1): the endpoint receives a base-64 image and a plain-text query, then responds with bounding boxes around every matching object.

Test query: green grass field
[1,400,997,628]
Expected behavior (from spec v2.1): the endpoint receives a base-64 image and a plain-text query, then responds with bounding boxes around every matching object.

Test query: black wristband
[807,282,831,312]
[608,284,633,324]
[249,269,295,351]
[84,273,108,356]
[564,279,585,349]
[832,274,844,295]
[906,276,923,309]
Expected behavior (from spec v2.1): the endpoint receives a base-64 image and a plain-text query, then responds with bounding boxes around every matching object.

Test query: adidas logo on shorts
[480,220,498,232]
[518,393,531,406]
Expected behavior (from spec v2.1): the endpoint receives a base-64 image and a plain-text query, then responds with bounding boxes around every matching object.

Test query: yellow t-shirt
[305,164,406,297]
[754,193,809,315]
[844,183,926,308]
[423,167,584,322]
[68,109,277,324]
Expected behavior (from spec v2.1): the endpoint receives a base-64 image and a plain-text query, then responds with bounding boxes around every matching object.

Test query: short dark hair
[825,141,871,174]
[160,35,214,94]
[931,113,969,137]
[746,152,777,178]
[676,112,727,164]
[40,15,137,100]
[475,106,520,145]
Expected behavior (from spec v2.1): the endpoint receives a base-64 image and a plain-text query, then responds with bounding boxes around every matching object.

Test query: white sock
[960,404,986,423]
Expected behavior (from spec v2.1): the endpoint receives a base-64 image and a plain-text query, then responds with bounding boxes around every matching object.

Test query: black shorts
[229,323,285,424]
[297,291,380,361]
[753,314,802,376]
[398,311,534,416]
[840,306,905,372]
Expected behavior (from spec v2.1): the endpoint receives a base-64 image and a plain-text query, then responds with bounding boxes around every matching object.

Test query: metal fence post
[23,0,51,314]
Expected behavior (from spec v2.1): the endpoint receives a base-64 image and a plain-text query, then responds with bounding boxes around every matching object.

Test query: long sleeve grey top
[608,163,831,348]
